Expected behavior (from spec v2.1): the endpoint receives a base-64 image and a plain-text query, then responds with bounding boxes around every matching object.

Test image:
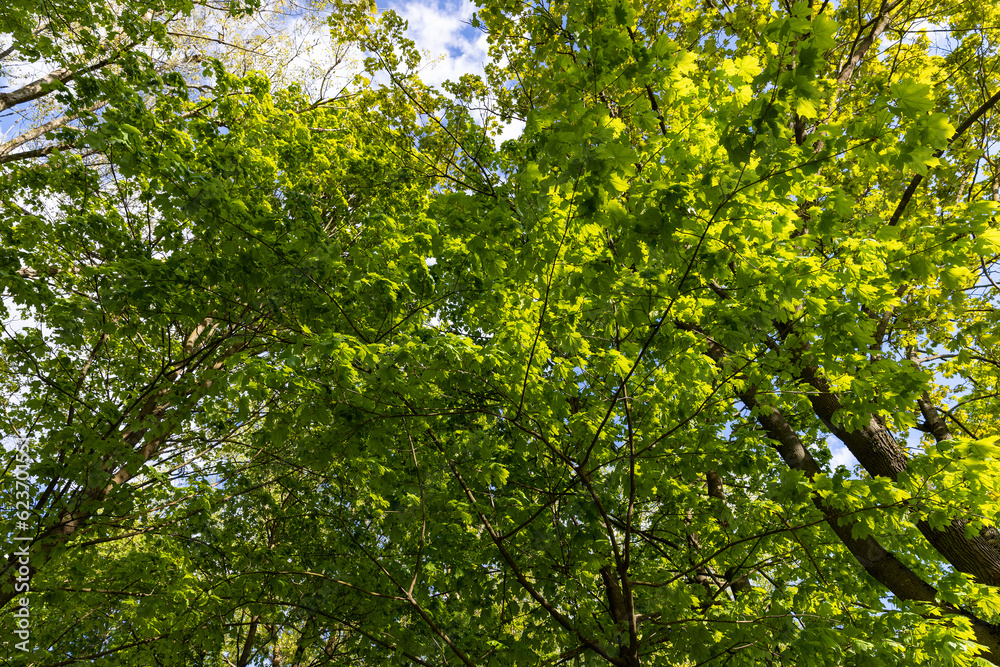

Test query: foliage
[6,0,1000,665]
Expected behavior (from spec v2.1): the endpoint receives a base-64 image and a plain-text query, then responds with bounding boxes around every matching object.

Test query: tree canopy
[6,0,1000,665]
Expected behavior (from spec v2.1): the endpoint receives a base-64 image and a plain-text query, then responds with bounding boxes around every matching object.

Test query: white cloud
[379,0,523,145]
[903,18,955,55]
[386,0,490,88]
[496,118,526,144]
[827,438,861,476]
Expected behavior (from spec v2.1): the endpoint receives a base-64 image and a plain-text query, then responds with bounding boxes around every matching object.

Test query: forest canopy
[5,0,1000,665]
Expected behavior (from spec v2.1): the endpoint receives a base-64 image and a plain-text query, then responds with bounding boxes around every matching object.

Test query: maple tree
[7,0,1000,665]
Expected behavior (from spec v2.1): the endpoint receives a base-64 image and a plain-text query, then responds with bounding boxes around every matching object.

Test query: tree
[1,0,438,662]
[8,0,1000,665]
